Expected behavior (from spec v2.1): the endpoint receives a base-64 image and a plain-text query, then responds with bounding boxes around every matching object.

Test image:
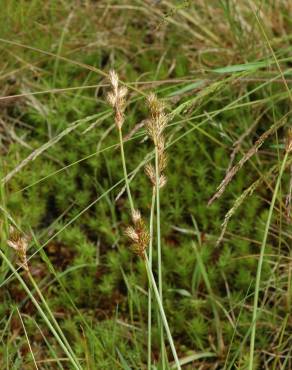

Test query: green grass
[0,1,291,369]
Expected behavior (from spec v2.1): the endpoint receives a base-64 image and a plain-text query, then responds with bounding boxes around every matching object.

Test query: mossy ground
[0,1,291,369]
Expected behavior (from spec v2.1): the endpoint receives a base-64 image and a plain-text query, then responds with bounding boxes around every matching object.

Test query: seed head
[7,226,29,271]
[159,174,167,188]
[125,211,149,259]
[125,226,139,244]
[107,70,128,129]
[145,93,168,188]
[145,163,167,188]
[132,209,142,224]
[145,163,156,186]
[146,93,168,145]
[108,70,119,91]
[147,93,165,118]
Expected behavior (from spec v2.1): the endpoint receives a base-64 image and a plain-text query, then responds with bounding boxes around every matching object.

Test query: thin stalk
[0,163,9,280]
[0,249,81,370]
[155,147,162,298]
[192,242,224,353]
[16,308,39,370]
[155,145,166,369]
[144,253,181,370]
[148,189,156,370]
[27,271,78,363]
[118,127,134,215]
[249,151,289,370]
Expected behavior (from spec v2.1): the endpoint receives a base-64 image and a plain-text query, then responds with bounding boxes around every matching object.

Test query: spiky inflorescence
[145,93,168,188]
[7,226,29,271]
[125,209,149,258]
[107,70,128,129]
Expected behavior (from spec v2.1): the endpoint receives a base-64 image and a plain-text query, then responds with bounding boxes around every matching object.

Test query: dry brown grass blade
[208,111,291,206]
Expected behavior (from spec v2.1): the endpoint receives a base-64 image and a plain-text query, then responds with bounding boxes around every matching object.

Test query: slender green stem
[249,151,289,370]
[148,189,156,370]
[192,242,224,353]
[155,147,162,298]
[155,145,166,369]
[144,254,181,370]
[0,163,10,280]
[16,308,39,370]
[0,250,81,370]
[27,271,78,363]
[118,127,135,215]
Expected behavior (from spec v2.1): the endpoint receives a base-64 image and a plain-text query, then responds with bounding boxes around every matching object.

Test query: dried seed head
[108,70,119,91]
[147,93,165,118]
[107,70,128,129]
[286,128,292,153]
[125,226,139,243]
[7,226,29,271]
[159,174,167,188]
[119,86,128,99]
[145,163,167,188]
[106,92,116,107]
[145,163,156,186]
[132,209,142,224]
[146,93,168,145]
[125,212,149,259]
[145,93,168,190]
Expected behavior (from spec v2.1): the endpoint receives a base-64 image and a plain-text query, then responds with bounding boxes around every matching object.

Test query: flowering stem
[155,145,167,369]
[118,127,135,216]
[144,253,181,370]
[148,189,155,370]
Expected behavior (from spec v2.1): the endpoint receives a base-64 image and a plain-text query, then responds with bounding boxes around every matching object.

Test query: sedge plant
[107,71,181,369]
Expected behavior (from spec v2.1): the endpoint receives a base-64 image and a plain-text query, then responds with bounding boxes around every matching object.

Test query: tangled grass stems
[6,227,80,366]
[0,249,82,370]
[249,133,291,370]
[27,270,78,362]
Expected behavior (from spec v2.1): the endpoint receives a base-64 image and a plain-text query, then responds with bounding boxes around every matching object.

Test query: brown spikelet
[107,70,128,129]
[7,226,29,271]
[146,93,168,145]
[125,211,149,258]
[159,174,167,188]
[145,93,168,188]
[145,163,156,186]
[131,208,141,224]
[158,150,167,173]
